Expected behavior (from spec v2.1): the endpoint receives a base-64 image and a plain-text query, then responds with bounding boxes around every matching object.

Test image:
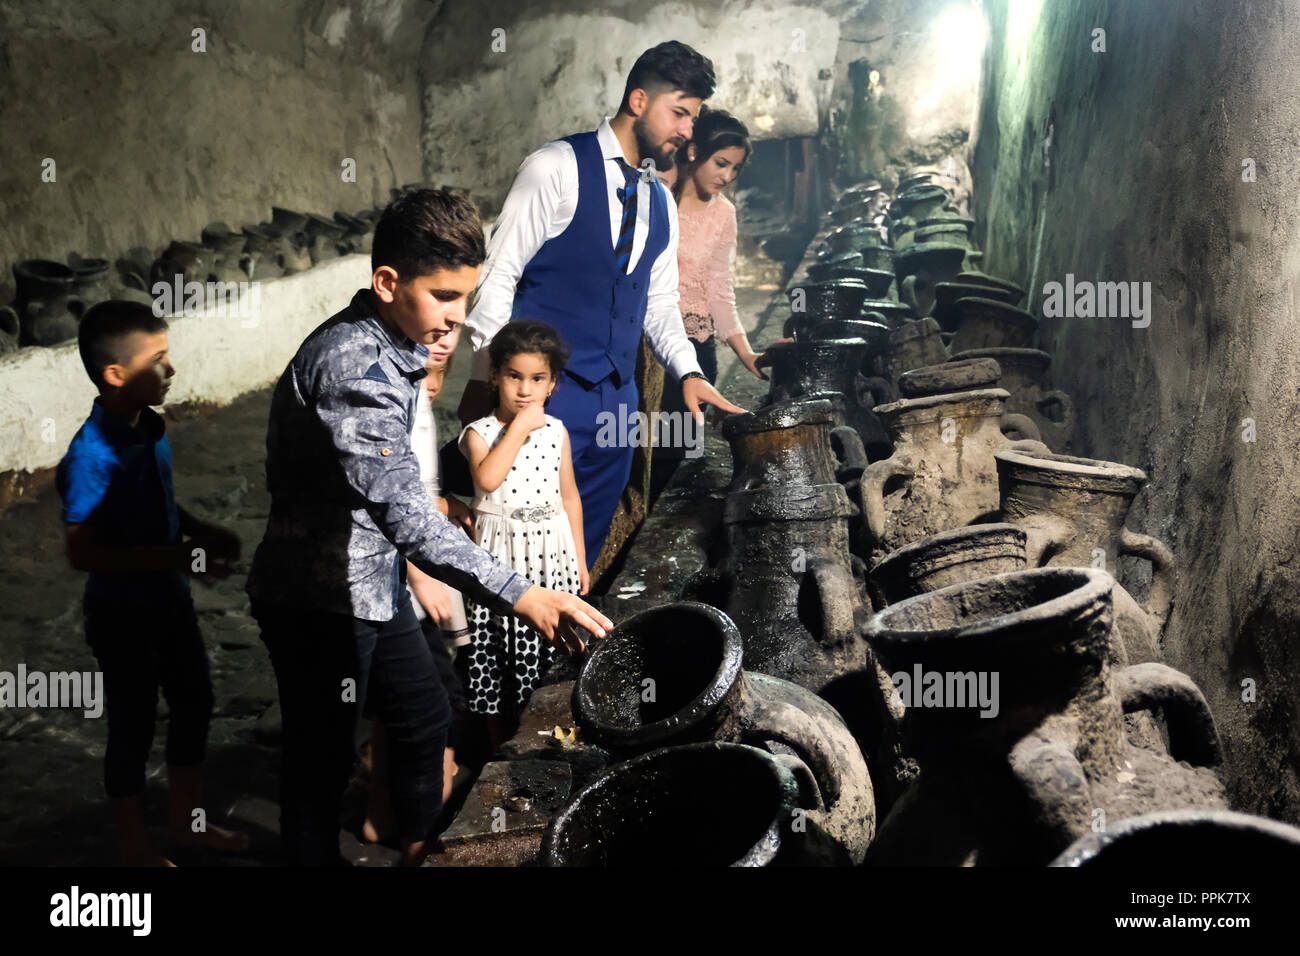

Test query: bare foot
[170,823,251,853]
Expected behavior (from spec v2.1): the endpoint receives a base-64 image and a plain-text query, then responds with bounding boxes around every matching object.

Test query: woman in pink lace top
[652,109,767,497]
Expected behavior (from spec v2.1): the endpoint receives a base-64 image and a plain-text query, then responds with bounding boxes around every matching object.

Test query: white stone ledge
[0,254,373,475]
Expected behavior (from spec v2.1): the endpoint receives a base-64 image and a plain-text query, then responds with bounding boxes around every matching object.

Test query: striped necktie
[613,158,639,274]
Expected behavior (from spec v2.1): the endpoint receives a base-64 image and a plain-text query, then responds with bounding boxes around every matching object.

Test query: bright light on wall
[913,1,988,119]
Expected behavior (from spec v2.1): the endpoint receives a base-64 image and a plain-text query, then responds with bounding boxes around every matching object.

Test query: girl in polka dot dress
[459,320,587,738]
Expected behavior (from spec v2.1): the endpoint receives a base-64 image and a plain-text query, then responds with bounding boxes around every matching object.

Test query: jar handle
[1039,389,1076,437]
[830,425,868,483]
[1118,527,1174,627]
[861,458,913,545]
[1113,662,1222,766]
[1017,514,1074,567]
[807,559,858,648]
[1000,412,1043,445]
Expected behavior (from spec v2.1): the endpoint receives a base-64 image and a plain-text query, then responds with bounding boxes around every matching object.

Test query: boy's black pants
[252,591,450,866]
[84,594,214,799]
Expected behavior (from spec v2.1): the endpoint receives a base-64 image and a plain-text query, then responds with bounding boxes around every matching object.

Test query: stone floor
[0,277,786,867]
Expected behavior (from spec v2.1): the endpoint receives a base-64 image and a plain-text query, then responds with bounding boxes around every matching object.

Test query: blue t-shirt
[56,397,190,606]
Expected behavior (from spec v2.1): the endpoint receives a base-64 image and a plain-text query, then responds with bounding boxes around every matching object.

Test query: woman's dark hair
[372,187,486,281]
[488,319,571,405]
[78,300,168,391]
[673,107,752,199]
[619,41,716,113]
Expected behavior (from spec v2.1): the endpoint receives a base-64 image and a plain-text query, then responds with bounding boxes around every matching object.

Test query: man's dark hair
[488,319,571,406]
[77,300,168,391]
[371,187,486,280]
[618,41,716,114]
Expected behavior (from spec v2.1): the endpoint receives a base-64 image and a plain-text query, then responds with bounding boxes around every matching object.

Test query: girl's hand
[579,565,590,595]
[736,346,768,381]
[512,402,547,434]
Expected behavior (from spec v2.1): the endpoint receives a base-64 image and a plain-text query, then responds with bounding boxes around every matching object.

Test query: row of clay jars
[994,449,1174,668]
[550,601,878,865]
[858,384,1050,564]
[713,396,910,808]
[2,260,85,348]
[762,332,894,462]
[681,482,910,819]
[863,567,1225,865]
[866,521,1168,755]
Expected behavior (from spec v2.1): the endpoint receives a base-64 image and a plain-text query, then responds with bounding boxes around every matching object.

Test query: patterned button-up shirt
[246,289,532,621]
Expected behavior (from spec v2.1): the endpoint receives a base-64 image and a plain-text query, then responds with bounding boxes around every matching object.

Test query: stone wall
[0,0,435,303]
[972,0,1300,822]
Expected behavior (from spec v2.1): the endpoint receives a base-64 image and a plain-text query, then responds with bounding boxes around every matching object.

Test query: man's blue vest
[511,129,670,386]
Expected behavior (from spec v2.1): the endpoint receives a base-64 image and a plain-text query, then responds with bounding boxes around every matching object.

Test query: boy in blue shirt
[57,300,250,866]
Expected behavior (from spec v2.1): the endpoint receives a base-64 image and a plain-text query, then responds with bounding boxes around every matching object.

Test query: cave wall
[825,0,982,190]
[418,0,845,216]
[971,0,1300,821]
[0,0,435,302]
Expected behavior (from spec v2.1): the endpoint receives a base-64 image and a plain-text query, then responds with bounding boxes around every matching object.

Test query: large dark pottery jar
[764,335,893,460]
[1050,809,1300,867]
[541,741,843,866]
[721,396,867,491]
[67,257,112,311]
[871,317,950,397]
[947,296,1039,352]
[792,315,895,345]
[858,245,897,272]
[334,210,373,254]
[863,568,1225,866]
[9,259,85,346]
[868,523,1027,609]
[955,270,1026,306]
[151,240,210,289]
[267,206,312,274]
[890,184,952,222]
[995,449,1174,667]
[859,299,914,328]
[304,213,348,264]
[201,222,250,283]
[896,243,969,317]
[242,225,285,280]
[709,485,868,688]
[570,601,875,862]
[807,252,862,283]
[826,223,881,255]
[932,280,1019,331]
[790,278,870,322]
[951,347,1076,451]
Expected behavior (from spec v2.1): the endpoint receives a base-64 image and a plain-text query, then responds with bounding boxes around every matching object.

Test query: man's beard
[633,114,680,172]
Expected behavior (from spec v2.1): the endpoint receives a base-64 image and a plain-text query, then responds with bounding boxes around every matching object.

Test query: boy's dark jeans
[252,592,450,866]
[84,594,214,798]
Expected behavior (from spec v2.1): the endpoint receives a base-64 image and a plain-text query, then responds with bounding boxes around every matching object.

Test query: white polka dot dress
[458,413,583,716]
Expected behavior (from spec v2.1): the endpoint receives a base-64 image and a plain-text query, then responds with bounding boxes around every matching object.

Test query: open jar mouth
[995,449,1148,493]
[543,741,799,867]
[575,602,743,750]
[863,566,1113,660]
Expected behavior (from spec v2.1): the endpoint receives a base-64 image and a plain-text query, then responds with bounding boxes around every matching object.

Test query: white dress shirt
[466,117,703,383]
